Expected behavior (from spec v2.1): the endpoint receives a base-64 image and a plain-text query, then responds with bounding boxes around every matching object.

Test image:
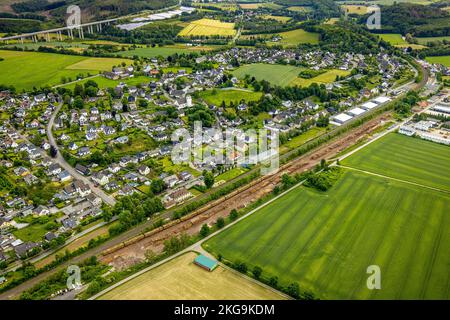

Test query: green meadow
[0,50,131,90]
[425,55,450,67]
[199,89,263,106]
[342,133,450,192]
[204,133,450,299]
[118,45,216,58]
[232,63,305,87]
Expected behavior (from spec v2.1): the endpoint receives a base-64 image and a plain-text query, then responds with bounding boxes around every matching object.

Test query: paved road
[47,101,116,206]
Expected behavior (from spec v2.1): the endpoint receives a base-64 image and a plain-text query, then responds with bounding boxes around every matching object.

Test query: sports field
[341,133,450,192]
[425,55,450,67]
[0,50,131,90]
[178,19,236,37]
[99,252,286,300]
[204,134,450,299]
[199,89,263,106]
[232,63,305,87]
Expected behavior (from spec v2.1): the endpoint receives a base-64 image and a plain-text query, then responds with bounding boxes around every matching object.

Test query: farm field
[0,50,131,90]
[59,75,151,90]
[232,63,305,87]
[178,19,236,37]
[425,55,450,67]
[291,69,351,87]
[337,0,440,4]
[416,36,450,44]
[204,168,450,299]
[342,4,369,14]
[199,88,263,106]
[98,252,286,300]
[261,15,292,23]
[280,127,327,154]
[341,133,450,192]
[269,28,320,46]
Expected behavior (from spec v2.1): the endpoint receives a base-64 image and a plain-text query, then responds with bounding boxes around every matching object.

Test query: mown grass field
[204,168,450,299]
[425,55,450,67]
[287,6,312,12]
[261,15,292,23]
[291,69,351,87]
[232,63,305,87]
[269,28,320,46]
[342,4,369,14]
[0,50,131,90]
[59,75,151,90]
[379,34,408,45]
[416,36,450,44]
[240,2,282,10]
[342,133,450,192]
[199,89,263,105]
[99,252,286,300]
[205,133,450,299]
[178,19,236,37]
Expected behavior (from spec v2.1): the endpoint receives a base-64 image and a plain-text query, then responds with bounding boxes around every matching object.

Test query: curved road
[47,101,116,206]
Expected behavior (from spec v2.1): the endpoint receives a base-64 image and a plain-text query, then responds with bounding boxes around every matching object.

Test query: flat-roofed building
[347,107,366,116]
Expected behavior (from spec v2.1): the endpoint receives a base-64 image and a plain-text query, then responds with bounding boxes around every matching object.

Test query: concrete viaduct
[0,18,120,44]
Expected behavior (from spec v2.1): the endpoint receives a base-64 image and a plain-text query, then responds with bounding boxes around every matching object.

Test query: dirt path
[101,113,392,269]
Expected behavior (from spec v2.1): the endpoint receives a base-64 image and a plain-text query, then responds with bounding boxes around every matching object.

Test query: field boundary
[337,165,450,195]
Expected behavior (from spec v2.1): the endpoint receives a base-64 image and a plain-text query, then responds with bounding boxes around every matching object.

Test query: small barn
[194,255,218,272]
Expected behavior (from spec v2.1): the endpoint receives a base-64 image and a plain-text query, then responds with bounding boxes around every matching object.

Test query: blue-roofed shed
[194,254,218,272]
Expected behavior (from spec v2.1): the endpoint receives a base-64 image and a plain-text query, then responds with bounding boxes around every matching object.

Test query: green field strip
[205,167,450,299]
[341,133,450,192]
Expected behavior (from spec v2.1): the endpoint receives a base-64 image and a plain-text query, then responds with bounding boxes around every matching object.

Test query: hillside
[0,0,179,26]
[369,3,450,37]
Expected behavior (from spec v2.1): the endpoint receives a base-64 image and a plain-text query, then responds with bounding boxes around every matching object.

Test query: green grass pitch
[204,134,450,299]
[341,133,450,192]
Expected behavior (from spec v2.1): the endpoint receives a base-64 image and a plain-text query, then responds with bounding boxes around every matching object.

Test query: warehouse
[361,101,378,110]
[347,107,366,116]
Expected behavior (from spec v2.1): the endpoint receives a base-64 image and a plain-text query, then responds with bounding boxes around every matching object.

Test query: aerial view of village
[0,0,448,311]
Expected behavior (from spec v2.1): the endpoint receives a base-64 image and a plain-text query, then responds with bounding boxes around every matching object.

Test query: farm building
[347,107,366,116]
[361,101,378,110]
[194,255,218,272]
